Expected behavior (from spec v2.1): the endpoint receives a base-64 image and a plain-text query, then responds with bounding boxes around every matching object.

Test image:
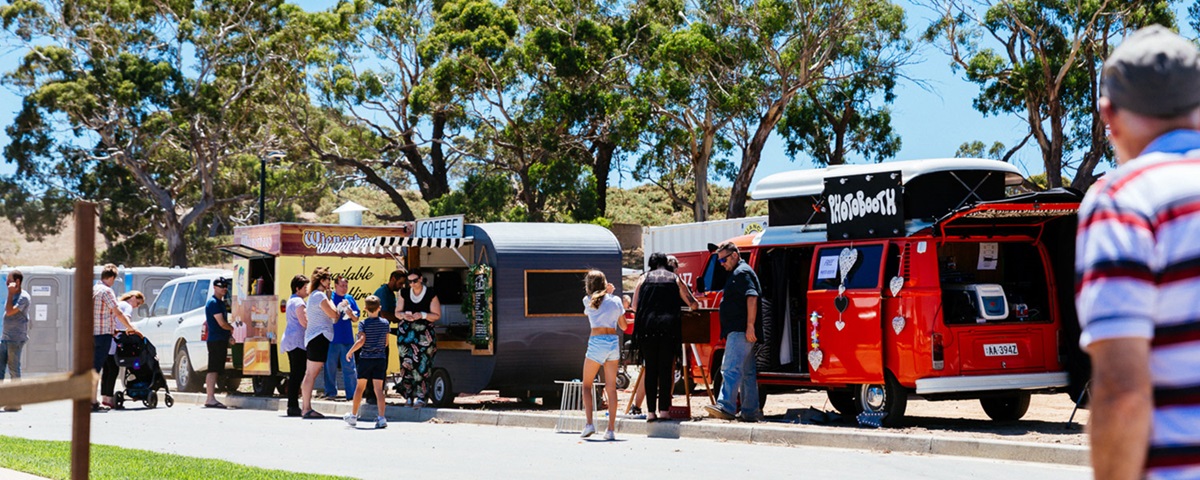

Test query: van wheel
[980,392,1031,421]
[220,374,241,394]
[252,376,282,397]
[858,372,907,427]
[428,368,454,407]
[827,390,858,416]
[174,347,200,393]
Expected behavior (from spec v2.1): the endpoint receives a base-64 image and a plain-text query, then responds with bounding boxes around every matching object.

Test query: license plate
[984,343,1018,356]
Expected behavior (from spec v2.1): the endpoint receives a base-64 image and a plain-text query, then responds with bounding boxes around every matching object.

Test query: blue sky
[0,1,1191,191]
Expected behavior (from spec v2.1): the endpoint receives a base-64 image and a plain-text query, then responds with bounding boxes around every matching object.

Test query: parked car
[132,271,235,393]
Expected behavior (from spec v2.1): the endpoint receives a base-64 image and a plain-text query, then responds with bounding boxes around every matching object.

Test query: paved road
[0,401,1091,479]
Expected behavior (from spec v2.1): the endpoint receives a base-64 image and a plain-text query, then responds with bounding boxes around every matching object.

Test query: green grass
[0,435,355,480]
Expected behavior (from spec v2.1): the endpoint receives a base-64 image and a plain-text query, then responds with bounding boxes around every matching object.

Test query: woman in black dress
[633,252,698,421]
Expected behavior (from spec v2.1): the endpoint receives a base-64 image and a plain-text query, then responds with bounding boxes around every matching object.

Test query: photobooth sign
[824,171,904,240]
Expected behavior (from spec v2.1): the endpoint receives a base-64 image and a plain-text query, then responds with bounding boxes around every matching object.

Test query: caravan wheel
[429,368,455,407]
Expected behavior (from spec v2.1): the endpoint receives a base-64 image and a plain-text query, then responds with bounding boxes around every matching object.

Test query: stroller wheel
[145,392,159,409]
[616,372,630,390]
[164,395,174,408]
[114,392,125,409]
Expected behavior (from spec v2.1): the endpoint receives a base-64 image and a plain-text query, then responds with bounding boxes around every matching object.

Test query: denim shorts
[585,334,620,364]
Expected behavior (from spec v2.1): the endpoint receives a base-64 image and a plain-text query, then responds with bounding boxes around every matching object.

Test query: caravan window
[525,270,589,317]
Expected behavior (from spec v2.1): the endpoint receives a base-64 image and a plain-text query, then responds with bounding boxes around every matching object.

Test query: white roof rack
[751,158,1024,200]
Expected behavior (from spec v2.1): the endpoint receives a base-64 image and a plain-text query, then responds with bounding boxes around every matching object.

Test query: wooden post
[72,202,96,480]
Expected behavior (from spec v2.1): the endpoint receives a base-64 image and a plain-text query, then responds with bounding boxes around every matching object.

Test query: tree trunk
[162,221,189,268]
[728,100,789,219]
[592,140,615,218]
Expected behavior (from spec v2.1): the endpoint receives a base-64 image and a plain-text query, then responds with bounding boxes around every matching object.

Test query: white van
[132,271,234,392]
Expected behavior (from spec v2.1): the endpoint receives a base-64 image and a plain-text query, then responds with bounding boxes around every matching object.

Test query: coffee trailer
[671,159,1087,426]
[324,221,623,405]
[224,220,622,405]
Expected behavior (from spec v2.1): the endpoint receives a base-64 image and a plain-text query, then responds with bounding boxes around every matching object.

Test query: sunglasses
[407,277,421,283]
[718,252,735,264]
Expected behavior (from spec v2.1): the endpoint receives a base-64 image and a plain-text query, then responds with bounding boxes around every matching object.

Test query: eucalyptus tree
[630,0,759,222]
[0,0,320,266]
[414,0,635,221]
[725,0,912,218]
[271,0,462,222]
[921,0,1174,191]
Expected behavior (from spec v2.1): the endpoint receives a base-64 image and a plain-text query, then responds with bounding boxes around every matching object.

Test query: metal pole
[72,201,96,480]
[258,155,266,224]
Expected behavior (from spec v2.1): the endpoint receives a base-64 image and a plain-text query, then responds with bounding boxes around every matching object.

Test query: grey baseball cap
[1100,25,1200,118]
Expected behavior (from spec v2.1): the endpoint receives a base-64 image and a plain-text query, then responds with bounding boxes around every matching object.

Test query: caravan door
[807,242,886,384]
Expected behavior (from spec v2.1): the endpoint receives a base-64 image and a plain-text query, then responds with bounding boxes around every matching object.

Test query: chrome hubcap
[863,384,886,411]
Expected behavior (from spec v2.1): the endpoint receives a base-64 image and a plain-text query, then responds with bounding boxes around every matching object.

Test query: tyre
[252,376,282,397]
[857,371,908,427]
[174,347,201,393]
[145,392,158,409]
[164,395,174,408]
[428,368,454,407]
[615,371,630,390]
[980,392,1031,421]
[114,391,125,409]
[220,374,241,394]
[826,389,858,416]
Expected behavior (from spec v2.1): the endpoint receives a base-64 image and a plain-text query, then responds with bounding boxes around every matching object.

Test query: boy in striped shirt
[344,295,391,429]
[1079,25,1200,480]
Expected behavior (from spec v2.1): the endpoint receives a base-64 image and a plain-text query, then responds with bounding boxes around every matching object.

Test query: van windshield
[812,245,884,291]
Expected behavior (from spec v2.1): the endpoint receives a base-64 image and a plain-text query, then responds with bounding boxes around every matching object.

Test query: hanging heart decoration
[889,276,904,297]
[835,319,846,331]
[809,311,822,371]
[892,315,906,335]
[808,349,823,371]
[838,247,859,283]
[834,295,849,313]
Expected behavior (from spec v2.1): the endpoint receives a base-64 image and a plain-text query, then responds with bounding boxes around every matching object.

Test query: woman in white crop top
[578,270,627,441]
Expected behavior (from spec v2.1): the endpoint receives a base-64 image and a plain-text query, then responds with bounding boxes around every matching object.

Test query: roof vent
[332,201,369,226]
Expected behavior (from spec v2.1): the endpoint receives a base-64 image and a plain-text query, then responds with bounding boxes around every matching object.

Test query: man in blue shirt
[704,242,762,422]
[325,275,360,399]
[3,270,30,412]
[204,277,233,408]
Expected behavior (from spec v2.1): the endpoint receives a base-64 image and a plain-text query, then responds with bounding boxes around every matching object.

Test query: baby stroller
[113,332,174,409]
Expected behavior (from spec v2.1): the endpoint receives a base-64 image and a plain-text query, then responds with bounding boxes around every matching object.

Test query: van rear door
[808,242,886,384]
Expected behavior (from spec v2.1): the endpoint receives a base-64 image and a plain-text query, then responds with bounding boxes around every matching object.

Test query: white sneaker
[343,413,358,427]
[580,424,596,438]
[375,417,387,429]
[414,399,426,408]
[604,430,615,441]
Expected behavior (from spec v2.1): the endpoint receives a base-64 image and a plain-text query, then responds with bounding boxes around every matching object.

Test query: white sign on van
[817,257,839,280]
[978,242,999,270]
[31,285,52,297]
[35,304,47,321]
[414,214,465,239]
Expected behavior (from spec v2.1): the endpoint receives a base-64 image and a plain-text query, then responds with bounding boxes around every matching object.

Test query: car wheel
[980,392,1031,421]
[857,371,907,427]
[174,347,200,393]
[428,368,454,407]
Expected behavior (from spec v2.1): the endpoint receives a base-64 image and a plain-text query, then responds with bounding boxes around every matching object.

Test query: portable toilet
[0,266,76,375]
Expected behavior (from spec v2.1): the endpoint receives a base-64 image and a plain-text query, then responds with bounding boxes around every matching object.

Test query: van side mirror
[137,305,149,317]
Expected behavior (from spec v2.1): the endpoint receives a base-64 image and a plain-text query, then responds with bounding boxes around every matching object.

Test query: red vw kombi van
[675,159,1087,426]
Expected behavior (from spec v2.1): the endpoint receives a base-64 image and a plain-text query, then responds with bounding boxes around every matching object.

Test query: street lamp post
[259,151,285,224]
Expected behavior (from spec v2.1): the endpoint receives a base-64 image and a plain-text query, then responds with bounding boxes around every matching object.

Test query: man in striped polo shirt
[1078,25,1200,480]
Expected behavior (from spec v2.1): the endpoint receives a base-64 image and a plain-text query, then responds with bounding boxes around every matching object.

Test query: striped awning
[319,236,473,255]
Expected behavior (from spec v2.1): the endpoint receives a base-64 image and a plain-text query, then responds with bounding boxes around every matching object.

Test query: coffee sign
[824,171,903,240]
[415,214,465,239]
